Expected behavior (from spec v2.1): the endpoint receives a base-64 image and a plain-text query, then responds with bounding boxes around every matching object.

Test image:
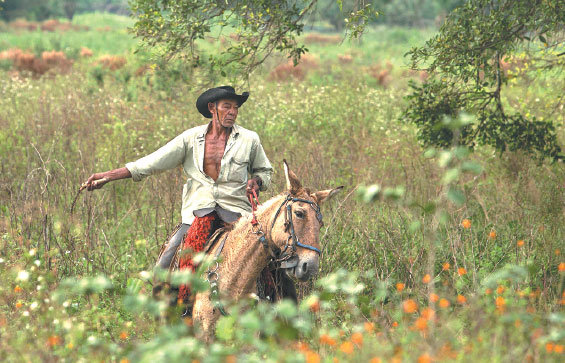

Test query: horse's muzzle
[293,254,319,282]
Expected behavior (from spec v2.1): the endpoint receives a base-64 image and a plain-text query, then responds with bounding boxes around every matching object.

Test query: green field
[0,13,564,362]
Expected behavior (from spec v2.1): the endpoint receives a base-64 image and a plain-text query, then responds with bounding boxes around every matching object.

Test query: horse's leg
[192,292,217,343]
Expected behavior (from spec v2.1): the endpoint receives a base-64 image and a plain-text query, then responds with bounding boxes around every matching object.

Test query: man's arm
[248,135,273,196]
[85,167,132,191]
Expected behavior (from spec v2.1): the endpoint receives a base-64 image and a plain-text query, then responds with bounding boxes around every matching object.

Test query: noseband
[253,194,323,266]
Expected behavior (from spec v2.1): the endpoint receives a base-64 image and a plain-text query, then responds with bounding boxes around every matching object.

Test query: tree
[128,0,376,78]
[403,0,564,161]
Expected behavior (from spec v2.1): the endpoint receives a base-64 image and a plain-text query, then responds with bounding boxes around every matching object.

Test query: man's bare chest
[203,136,228,180]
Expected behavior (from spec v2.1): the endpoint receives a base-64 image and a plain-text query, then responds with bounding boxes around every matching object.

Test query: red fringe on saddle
[177,214,217,302]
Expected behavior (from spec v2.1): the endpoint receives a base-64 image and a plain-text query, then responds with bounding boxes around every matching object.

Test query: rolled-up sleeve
[250,136,273,191]
[126,133,187,182]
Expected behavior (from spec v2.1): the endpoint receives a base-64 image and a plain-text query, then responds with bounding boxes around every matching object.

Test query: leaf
[215,315,235,341]
[461,161,483,174]
[447,187,465,206]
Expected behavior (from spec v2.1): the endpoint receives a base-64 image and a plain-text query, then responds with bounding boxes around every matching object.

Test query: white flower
[29,248,37,256]
[87,336,96,344]
[0,257,5,264]
[139,271,151,280]
[17,270,30,282]
[30,301,38,310]
[34,260,40,267]
[22,311,30,317]
[62,300,70,308]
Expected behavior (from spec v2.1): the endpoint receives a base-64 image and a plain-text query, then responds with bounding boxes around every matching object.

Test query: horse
[191,161,343,341]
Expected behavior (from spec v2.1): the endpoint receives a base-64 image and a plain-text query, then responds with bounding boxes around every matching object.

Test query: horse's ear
[311,186,344,205]
[283,159,302,195]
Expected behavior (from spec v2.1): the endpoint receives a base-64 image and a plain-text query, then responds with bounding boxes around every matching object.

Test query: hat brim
[196,88,249,118]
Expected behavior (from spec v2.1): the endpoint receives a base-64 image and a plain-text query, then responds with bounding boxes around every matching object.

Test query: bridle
[251,192,323,268]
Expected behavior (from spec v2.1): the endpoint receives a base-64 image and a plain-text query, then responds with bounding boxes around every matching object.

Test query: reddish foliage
[10,18,39,31]
[97,55,127,71]
[338,54,353,64]
[80,47,94,58]
[269,54,318,81]
[304,33,341,44]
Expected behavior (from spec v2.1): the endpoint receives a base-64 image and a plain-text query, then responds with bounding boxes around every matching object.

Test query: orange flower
[485,288,492,295]
[225,356,237,363]
[457,267,467,276]
[439,298,450,308]
[339,341,354,355]
[517,240,525,247]
[120,359,129,363]
[14,285,22,293]
[558,262,565,272]
[495,296,506,311]
[496,285,505,294]
[457,295,467,304]
[319,334,336,346]
[369,358,382,363]
[364,322,375,333]
[442,262,450,271]
[413,317,428,331]
[554,345,564,354]
[309,300,320,313]
[418,353,432,363]
[305,351,320,363]
[421,307,435,320]
[556,249,561,256]
[119,331,128,340]
[422,274,432,284]
[429,293,439,303]
[296,342,310,352]
[15,301,23,309]
[392,321,398,328]
[546,343,554,353]
[402,299,418,314]
[396,283,405,292]
[488,230,497,239]
[47,335,61,347]
[351,332,363,346]
[461,219,471,229]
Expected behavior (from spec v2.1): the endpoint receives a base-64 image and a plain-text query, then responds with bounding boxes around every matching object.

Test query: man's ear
[311,186,344,205]
[284,159,303,195]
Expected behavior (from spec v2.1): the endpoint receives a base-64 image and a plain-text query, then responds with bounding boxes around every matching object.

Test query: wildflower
[120,359,129,363]
[558,262,565,273]
[556,249,561,256]
[422,274,432,284]
[457,267,467,276]
[421,307,435,320]
[396,283,405,292]
[546,343,554,353]
[225,356,237,363]
[351,332,363,346]
[15,301,23,309]
[495,296,506,311]
[517,240,525,247]
[296,342,310,352]
[418,353,432,363]
[364,322,375,333]
[485,288,492,295]
[309,299,320,313]
[439,298,450,308]
[461,219,471,229]
[442,262,450,271]
[488,231,497,239]
[413,317,428,331]
[47,335,61,347]
[402,299,418,314]
[369,358,382,363]
[555,345,564,354]
[119,331,128,340]
[305,351,320,363]
[457,295,467,304]
[319,334,336,346]
[429,293,439,303]
[66,342,74,349]
[17,270,29,282]
[14,285,22,293]
[339,341,354,354]
[514,319,521,328]
[496,285,505,294]
[392,321,398,328]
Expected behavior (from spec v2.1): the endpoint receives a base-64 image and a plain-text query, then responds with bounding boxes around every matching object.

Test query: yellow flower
[439,298,450,308]
[339,341,354,355]
[402,299,418,314]
[461,219,471,229]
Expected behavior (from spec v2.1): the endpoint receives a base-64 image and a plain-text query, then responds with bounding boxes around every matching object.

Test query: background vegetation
[0,3,564,362]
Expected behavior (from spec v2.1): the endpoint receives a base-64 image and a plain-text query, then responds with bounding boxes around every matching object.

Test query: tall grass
[0,13,563,362]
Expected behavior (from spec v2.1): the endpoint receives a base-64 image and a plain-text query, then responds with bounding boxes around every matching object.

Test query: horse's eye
[294,210,305,219]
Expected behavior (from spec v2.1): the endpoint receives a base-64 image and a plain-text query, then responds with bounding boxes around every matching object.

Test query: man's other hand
[246,177,261,199]
[84,173,110,191]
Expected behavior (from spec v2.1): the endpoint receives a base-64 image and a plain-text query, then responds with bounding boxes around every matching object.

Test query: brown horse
[192,161,342,341]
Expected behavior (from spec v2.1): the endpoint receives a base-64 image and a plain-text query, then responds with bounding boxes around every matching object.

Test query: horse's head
[268,161,343,282]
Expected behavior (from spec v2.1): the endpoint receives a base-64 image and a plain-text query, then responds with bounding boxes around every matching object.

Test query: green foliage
[404,0,564,161]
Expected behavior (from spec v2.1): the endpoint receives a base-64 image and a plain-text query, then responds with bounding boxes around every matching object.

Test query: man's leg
[152,224,190,298]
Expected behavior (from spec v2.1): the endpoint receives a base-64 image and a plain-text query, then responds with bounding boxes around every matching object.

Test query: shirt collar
[197,122,240,139]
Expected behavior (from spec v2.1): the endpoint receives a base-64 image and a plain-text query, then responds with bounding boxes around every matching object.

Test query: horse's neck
[216,194,284,297]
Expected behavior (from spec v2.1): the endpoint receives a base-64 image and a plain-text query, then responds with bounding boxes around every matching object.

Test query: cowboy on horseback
[84,86,289,306]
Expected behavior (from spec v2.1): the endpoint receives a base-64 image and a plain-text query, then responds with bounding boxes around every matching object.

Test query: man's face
[210,99,239,128]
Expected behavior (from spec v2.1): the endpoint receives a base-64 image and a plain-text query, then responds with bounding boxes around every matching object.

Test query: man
[85,86,274,303]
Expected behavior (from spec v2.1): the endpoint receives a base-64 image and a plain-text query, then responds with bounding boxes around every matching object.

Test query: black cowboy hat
[196,86,249,118]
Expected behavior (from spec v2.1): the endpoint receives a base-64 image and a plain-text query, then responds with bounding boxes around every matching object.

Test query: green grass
[0,12,564,363]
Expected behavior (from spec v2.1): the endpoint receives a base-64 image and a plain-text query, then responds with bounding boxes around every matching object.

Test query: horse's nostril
[302,262,308,271]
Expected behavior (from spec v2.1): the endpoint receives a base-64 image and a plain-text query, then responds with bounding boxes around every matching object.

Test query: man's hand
[246,177,261,199]
[84,172,110,191]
